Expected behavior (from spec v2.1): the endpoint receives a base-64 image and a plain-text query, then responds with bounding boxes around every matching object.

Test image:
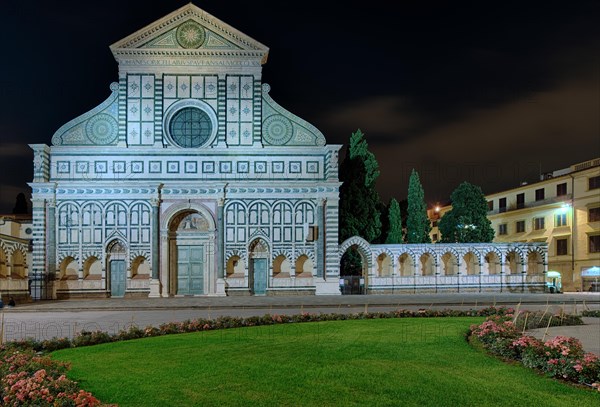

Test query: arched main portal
[168,210,214,296]
[249,238,269,295]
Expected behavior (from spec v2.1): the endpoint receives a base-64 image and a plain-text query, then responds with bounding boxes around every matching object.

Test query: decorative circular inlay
[176,21,205,49]
[86,113,118,145]
[169,107,212,148]
[263,115,293,145]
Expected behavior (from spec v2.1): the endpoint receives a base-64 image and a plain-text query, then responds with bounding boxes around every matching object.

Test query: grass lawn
[52,317,599,406]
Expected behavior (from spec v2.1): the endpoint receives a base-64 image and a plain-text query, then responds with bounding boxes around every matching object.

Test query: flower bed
[0,345,100,406]
[470,313,600,390]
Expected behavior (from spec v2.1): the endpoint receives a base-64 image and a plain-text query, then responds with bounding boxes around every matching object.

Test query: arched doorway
[249,238,269,295]
[169,211,212,296]
[107,239,127,297]
[339,246,370,294]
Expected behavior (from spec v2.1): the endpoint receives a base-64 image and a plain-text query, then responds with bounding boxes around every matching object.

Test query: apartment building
[430,158,600,292]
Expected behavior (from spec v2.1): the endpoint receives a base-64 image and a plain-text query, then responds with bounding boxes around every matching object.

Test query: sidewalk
[527,317,600,355]
[9,292,600,312]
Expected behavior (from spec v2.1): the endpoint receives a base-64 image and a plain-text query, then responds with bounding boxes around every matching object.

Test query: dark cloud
[0,0,598,213]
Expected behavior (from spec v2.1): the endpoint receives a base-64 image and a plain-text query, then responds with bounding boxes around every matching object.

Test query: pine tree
[438,181,495,243]
[385,198,403,244]
[406,169,431,243]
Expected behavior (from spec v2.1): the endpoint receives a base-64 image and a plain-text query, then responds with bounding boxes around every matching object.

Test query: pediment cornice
[110,3,269,65]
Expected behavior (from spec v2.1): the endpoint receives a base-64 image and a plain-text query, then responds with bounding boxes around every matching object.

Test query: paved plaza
[1,292,598,354]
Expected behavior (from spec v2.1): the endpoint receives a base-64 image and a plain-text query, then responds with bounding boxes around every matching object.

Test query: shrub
[582,310,600,318]
[0,347,100,406]
[472,316,600,386]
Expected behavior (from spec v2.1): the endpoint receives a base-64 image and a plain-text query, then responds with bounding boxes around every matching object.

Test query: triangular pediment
[110,3,269,63]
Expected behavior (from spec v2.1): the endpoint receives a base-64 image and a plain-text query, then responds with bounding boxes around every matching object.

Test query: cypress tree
[385,198,403,244]
[406,169,431,243]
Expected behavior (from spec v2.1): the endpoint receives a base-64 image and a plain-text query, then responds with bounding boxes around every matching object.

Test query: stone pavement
[527,317,600,356]
[2,292,598,353]
[9,292,600,311]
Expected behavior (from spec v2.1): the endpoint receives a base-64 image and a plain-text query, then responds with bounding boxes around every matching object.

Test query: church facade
[29,4,341,298]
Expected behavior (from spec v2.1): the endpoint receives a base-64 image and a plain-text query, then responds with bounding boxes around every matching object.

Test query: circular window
[169,107,212,148]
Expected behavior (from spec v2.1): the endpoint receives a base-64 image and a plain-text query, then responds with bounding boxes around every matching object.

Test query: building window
[589,235,600,253]
[556,238,568,256]
[589,176,600,190]
[533,217,545,230]
[487,200,493,211]
[169,107,212,147]
[589,207,600,222]
[498,224,508,235]
[516,220,525,233]
[535,188,545,201]
[499,197,507,213]
[432,233,438,242]
[516,193,525,209]
[556,183,567,196]
[555,213,567,227]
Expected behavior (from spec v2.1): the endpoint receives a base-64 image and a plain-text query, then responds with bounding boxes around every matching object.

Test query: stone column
[148,198,161,298]
[316,198,325,278]
[215,198,226,296]
[46,199,56,299]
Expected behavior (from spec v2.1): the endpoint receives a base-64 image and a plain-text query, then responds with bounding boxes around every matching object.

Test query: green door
[177,245,204,295]
[253,258,267,295]
[110,260,126,297]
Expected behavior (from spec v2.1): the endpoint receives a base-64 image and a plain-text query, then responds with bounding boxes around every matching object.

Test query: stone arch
[272,254,290,278]
[0,248,7,277]
[295,254,313,277]
[339,236,373,270]
[161,202,216,231]
[526,245,546,269]
[375,249,394,277]
[441,251,458,275]
[441,246,461,261]
[463,251,480,275]
[506,250,523,274]
[226,249,248,267]
[484,250,501,274]
[526,251,544,275]
[59,256,79,280]
[10,249,26,279]
[84,250,103,261]
[420,252,436,276]
[131,255,150,279]
[226,254,246,277]
[166,206,214,296]
[0,240,9,256]
[398,252,416,277]
[82,255,102,280]
[339,236,373,284]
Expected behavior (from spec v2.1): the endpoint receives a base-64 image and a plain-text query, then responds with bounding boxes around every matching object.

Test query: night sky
[1,0,598,214]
